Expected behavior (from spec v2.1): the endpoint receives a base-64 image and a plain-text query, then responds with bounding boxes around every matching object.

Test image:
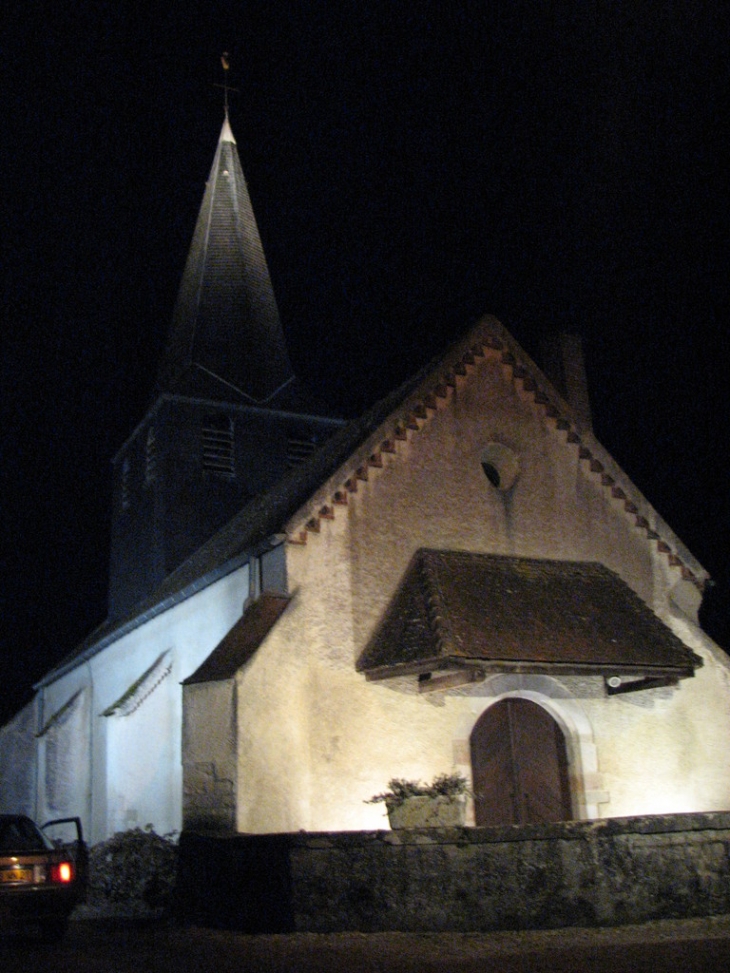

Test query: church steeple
[107,112,343,621]
[155,115,293,404]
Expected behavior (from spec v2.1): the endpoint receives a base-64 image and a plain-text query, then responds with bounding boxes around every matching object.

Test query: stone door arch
[470,697,572,826]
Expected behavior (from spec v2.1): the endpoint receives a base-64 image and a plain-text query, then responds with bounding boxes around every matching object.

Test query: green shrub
[88,826,178,913]
[367,772,469,809]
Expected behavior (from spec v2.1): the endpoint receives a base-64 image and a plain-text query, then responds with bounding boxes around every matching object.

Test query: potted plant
[367,772,469,829]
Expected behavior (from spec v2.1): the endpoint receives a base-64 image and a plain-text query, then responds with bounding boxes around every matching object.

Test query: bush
[87,826,178,915]
[367,772,469,809]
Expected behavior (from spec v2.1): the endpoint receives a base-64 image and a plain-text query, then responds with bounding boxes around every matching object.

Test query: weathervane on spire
[215,52,239,117]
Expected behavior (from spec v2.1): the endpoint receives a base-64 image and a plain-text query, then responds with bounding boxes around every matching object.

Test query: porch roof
[357,550,702,689]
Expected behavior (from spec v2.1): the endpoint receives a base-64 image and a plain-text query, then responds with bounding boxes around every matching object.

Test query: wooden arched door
[470,698,572,827]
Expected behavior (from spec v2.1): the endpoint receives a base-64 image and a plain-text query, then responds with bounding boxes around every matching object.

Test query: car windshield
[0,816,49,853]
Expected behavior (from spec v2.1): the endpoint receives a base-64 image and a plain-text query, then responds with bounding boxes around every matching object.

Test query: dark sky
[2,2,729,724]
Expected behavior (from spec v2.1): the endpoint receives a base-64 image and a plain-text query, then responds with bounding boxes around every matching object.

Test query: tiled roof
[154,116,293,405]
[36,356,430,686]
[101,651,172,716]
[36,690,84,737]
[183,593,291,684]
[357,549,703,682]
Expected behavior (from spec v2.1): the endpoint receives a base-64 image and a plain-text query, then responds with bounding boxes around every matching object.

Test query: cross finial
[216,52,239,117]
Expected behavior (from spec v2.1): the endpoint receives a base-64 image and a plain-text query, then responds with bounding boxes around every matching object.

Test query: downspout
[34,686,44,821]
[244,554,262,608]
[86,660,95,842]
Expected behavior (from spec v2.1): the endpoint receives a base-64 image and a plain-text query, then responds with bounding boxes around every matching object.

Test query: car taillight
[49,861,74,884]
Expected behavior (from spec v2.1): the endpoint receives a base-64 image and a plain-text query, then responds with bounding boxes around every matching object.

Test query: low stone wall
[176,812,730,933]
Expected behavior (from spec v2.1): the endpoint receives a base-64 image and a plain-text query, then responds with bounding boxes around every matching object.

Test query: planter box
[387,795,466,829]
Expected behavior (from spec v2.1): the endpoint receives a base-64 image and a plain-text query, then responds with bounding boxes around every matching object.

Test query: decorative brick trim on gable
[285,319,705,589]
[497,338,701,586]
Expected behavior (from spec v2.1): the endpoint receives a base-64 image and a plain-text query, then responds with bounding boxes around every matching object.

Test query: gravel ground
[4,914,730,972]
[189,914,730,971]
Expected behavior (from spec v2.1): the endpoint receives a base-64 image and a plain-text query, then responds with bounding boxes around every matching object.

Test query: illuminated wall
[231,328,730,832]
[7,324,728,841]
[0,699,38,816]
[29,564,249,843]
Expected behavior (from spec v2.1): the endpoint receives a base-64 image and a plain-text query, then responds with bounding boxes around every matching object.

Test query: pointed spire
[155,114,293,404]
[220,114,236,145]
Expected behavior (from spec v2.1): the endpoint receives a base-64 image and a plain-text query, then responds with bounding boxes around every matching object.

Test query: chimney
[539,332,593,433]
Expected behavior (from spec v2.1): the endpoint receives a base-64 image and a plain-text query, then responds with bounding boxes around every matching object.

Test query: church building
[2,113,729,842]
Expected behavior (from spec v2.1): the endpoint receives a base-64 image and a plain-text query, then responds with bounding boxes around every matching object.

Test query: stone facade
[225,319,729,835]
[3,317,729,845]
[182,682,237,833]
[3,110,728,855]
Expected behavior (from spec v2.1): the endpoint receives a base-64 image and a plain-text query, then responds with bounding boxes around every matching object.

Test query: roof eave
[361,655,699,684]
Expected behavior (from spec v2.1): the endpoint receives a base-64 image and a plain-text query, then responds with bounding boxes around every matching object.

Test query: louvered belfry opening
[202,413,235,477]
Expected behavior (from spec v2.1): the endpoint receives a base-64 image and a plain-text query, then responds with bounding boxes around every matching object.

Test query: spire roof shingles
[155,116,293,405]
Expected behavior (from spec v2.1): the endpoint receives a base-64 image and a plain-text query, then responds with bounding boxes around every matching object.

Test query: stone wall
[183,681,237,833]
[176,812,730,933]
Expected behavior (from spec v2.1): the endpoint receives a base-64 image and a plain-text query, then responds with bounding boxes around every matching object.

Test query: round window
[480,443,520,491]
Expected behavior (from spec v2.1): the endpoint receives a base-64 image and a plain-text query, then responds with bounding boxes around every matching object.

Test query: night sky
[2,3,729,725]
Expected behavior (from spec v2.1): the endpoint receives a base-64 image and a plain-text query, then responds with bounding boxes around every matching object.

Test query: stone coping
[187,810,730,848]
